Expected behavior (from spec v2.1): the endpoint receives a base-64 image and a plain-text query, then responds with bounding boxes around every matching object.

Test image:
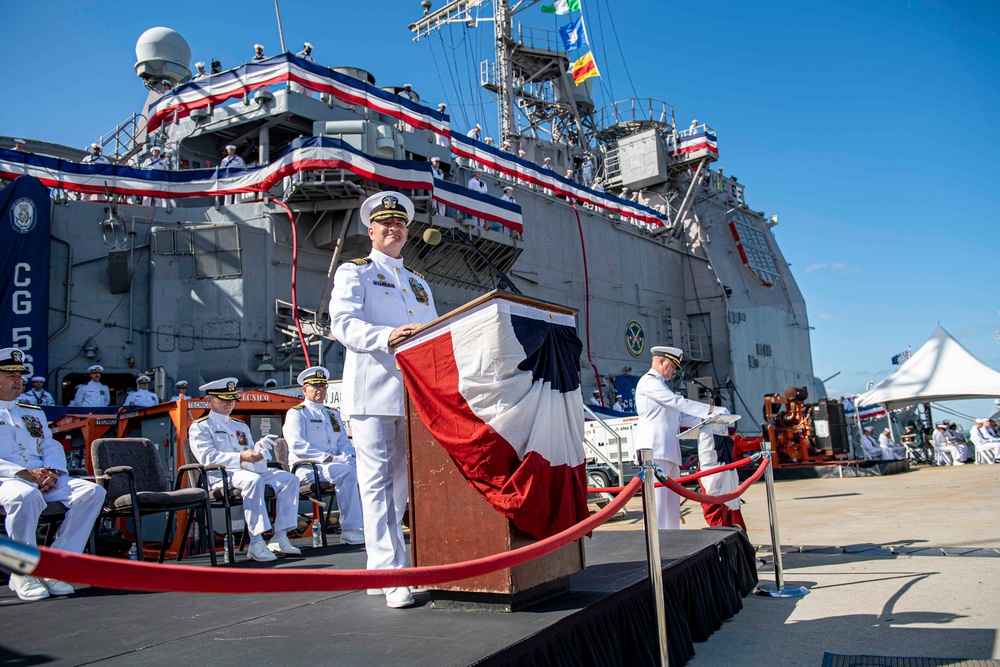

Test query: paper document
[678,413,742,440]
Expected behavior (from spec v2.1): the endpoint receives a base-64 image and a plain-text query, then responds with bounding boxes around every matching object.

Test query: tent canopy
[855,325,1000,409]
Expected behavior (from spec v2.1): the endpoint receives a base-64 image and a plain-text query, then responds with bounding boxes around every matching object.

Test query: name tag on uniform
[214,430,228,434]
[309,419,323,423]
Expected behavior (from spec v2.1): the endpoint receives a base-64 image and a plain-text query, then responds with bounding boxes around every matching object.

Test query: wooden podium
[403,292,586,611]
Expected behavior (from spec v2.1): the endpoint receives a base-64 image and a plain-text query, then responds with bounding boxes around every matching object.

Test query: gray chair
[91,438,217,566]
[271,437,338,547]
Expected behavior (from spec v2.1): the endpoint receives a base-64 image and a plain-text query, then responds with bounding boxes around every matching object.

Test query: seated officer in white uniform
[19,376,55,406]
[0,348,106,601]
[932,422,964,465]
[634,346,720,530]
[123,375,159,408]
[69,365,110,407]
[329,190,438,609]
[281,366,364,545]
[188,378,302,562]
[861,426,883,460]
[877,428,907,460]
[168,380,189,402]
[969,418,1000,464]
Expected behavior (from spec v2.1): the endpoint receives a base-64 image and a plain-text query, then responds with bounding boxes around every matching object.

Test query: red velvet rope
[30,477,643,594]
[662,458,769,504]
[588,455,759,494]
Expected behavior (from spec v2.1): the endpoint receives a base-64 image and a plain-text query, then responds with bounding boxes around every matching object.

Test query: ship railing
[515,23,564,52]
[593,99,674,135]
[96,113,143,161]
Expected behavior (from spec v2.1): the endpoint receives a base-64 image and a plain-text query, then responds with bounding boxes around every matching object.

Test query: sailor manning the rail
[123,375,159,408]
[188,378,302,562]
[329,191,438,609]
[69,365,110,407]
[0,347,106,601]
[281,366,365,546]
[19,377,55,406]
[634,346,722,530]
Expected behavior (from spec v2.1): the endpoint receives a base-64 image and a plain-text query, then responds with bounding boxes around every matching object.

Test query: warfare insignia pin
[409,277,429,306]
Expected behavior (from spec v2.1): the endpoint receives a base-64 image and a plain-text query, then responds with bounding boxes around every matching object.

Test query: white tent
[855,325,1000,410]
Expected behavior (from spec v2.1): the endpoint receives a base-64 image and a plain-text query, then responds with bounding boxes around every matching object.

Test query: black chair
[271,437,338,547]
[91,438,217,566]
[182,439,276,564]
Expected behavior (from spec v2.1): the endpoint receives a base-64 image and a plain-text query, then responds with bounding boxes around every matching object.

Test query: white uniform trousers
[652,459,681,530]
[296,461,364,531]
[0,476,105,552]
[215,469,299,537]
[975,441,1000,464]
[350,416,409,571]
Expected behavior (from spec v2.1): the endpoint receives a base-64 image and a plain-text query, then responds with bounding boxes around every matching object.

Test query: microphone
[416,228,442,260]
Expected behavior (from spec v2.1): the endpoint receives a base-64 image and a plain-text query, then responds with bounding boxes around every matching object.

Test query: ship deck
[0,528,756,666]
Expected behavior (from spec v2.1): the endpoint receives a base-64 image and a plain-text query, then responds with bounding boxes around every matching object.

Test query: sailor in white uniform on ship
[188,377,302,562]
[634,346,719,530]
[587,390,602,407]
[580,154,593,186]
[969,418,1000,464]
[612,395,625,413]
[0,347,106,601]
[220,145,246,204]
[467,169,489,228]
[466,123,482,141]
[290,43,316,95]
[329,191,438,609]
[168,380,189,402]
[141,145,168,206]
[281,366,365,546]
[123,375,159,408]
[932,422,965,465]
[252,43,266,62]
[429,157,447,216]
[861,426,882,459]
[19,377,54,406]
[192,61,208,80]
[82,143,110,166]
[877,428,907,460]
[69,365,110,407]
[500,184,516,204]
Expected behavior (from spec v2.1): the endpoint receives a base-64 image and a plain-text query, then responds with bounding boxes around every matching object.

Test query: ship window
[192,224,242,278]
[152,228,193,255]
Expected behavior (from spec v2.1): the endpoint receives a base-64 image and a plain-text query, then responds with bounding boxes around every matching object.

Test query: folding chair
[271,437,338,547]
[91,438,217,565]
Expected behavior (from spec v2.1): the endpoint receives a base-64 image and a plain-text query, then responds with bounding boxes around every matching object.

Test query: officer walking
[124,375,159,408]
[19,377,54,406]
[329,191,438,609]
[0,348,106,601]
[634,346,721,530]
[69,365,110,407]
[282,366,365,546]
[188,377,302,562]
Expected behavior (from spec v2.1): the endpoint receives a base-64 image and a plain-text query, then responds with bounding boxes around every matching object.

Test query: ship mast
[494,0,515,141]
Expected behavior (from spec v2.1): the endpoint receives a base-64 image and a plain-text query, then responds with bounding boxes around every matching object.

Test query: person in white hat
[188,377,302,561]
[0,347,106,601]
[932,422,964,465]
[192,61,208,80]
[612,395,625,413]
[19,376,54,406]
[221,145,245,170]
[68,364,110,407]
[159,79,173,95]
[500,184,516,204]
[168,380,189,402]
[466,123,481,141]
[429,157,447,216]
[329,191,438,609]
[435,106,450,147]
[860,425,882,460]
[142,145,166,171]
[580,154,593,186]
[968,418,999,464]
[252,43,266,62]
[12,138,27,152]
[399,83,413,101]
[467,168,488,195]
[296,42,314,62]
[282,367,365,545]
[634,345,721,529]
[81,143,109,166]
[877,427,907,461]
[588,389,602,407]
[124,375,159,408]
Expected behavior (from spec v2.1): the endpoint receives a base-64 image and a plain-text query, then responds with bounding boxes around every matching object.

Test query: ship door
[60,372,141,407]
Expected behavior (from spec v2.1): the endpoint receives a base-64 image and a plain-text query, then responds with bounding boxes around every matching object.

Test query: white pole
[274,0,287,53]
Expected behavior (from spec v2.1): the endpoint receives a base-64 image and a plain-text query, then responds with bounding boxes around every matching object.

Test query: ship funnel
[135,27,192,89]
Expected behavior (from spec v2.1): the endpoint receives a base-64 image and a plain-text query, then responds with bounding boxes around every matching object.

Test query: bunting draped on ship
[451,134,666,227]
[395,296,589,540]
[669,127,719,158]
[146,54,451,139]
[0,138,523,234]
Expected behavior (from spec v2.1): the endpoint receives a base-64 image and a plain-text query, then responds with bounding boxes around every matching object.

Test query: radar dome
[135,27,192,89]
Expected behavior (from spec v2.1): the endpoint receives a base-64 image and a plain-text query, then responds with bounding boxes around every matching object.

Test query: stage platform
[0,528,757,666]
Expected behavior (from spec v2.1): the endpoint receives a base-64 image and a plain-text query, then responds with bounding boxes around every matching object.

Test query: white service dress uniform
[70,380,110,407]
[0,400,105,552]
[188,412,299,538]
[123,389,159,408]
[932,429,964,466]
[19,389,55,406]
[969,425,1000,464]
[877,433,907,460]
[861,433,883,460]
[329,248,438,572]
[634,370,713,529]
[282,401,363,532]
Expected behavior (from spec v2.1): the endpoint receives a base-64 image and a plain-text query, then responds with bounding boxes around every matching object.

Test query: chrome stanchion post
[636,448,670,667]
[754,440,809,598]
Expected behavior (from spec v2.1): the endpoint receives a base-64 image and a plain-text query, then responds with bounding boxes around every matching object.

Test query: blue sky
[2,0,998,426]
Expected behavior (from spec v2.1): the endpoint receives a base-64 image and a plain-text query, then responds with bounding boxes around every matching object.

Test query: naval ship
[0,1,817,439]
